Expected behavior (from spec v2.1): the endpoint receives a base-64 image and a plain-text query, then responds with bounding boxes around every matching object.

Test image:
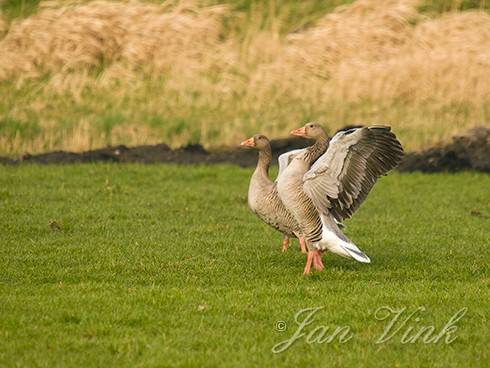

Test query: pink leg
[282,235,289,252]
[303,251,315,275]
[299,237,307,253]
[312,250,325,272]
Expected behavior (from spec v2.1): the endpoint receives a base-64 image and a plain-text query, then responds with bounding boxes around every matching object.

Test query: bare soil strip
[1,127,488,173]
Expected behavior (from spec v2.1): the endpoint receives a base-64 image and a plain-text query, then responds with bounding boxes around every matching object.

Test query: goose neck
[255,148,272,176]
[306,136,329,163]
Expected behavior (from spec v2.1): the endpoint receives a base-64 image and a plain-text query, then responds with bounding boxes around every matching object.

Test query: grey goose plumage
[303,126,404,222]
[240,135,305,252]
[276,123,403,273]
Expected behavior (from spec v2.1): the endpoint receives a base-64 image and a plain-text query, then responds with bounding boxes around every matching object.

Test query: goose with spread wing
[240,135,306,253]
[276,123,403,274]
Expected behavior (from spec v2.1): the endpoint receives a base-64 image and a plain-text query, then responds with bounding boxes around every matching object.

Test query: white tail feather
[318,214,371,263]
[338,242,371,263]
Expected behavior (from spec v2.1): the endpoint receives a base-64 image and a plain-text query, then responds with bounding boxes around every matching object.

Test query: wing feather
[303,126,403,221]
[277,148,306,181]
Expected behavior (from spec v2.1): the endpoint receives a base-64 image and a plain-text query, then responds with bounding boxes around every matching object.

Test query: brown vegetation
[0,0,489,155]
[0,1,226,80]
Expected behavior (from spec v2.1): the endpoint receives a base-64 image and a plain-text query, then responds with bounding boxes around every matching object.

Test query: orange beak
[290,126,307,137]
[240,137,255,147]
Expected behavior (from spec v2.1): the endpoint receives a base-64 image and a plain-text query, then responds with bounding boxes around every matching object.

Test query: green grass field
[0,164,488,367]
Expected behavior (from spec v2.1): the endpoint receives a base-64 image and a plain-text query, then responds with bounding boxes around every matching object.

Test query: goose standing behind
[240,135,306,253]
[276,123,403,274]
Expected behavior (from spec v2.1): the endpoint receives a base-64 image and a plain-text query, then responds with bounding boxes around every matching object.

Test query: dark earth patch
[1,126,489,173]
[397,127,489,173]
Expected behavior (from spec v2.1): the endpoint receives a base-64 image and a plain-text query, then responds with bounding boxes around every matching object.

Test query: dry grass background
[0,0,489,155]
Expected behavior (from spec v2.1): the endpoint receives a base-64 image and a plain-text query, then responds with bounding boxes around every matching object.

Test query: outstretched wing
[277,148,306,180]
[303,126,403,221]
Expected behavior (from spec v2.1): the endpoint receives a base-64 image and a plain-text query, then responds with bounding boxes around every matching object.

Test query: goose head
[290,122,327,140]
[240,134,270,150]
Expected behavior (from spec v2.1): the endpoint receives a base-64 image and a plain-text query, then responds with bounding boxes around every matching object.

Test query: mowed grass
[0,164,489,367]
